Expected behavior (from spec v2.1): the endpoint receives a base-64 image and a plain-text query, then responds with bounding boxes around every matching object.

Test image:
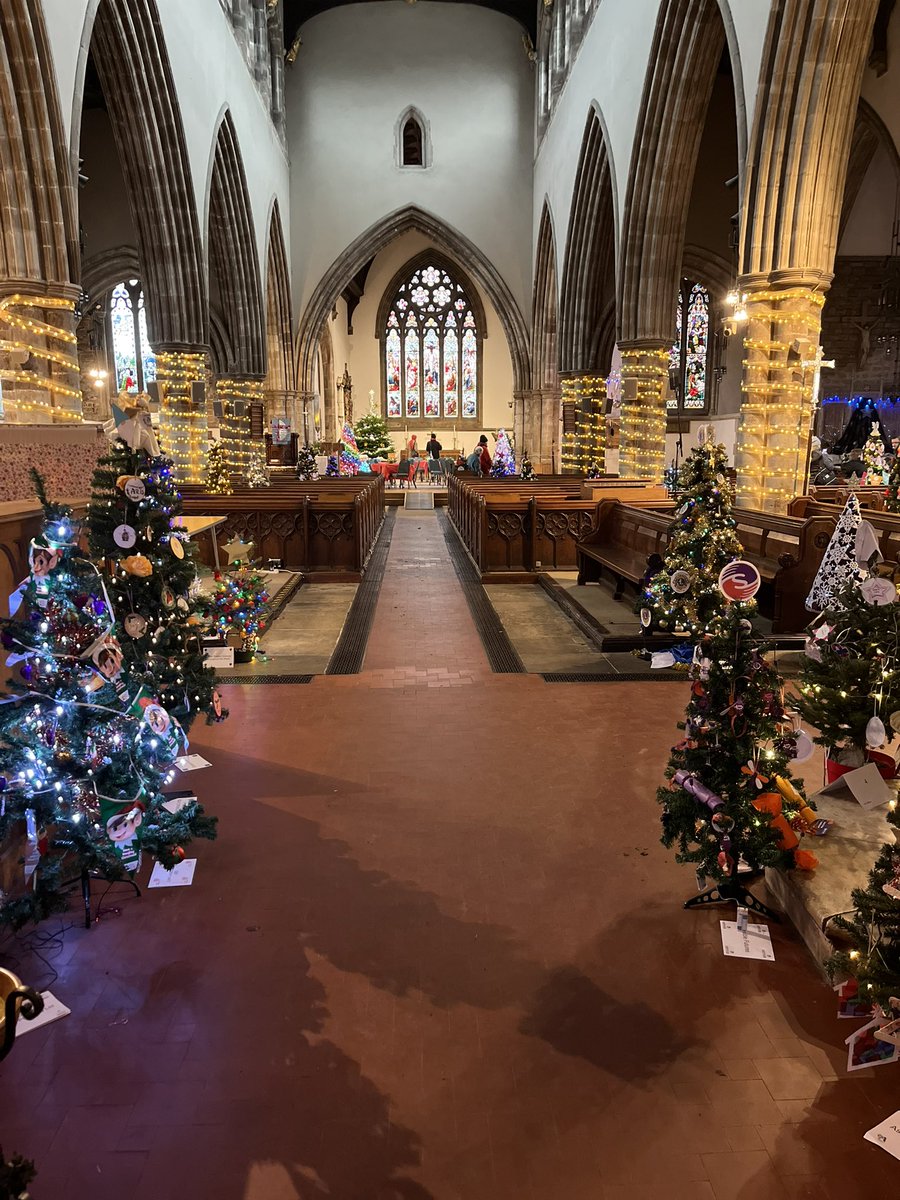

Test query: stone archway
[530,201,560,471]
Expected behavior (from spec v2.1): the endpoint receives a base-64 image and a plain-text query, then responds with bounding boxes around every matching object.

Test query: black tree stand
[67,868,141,929]
[684,857,781,922]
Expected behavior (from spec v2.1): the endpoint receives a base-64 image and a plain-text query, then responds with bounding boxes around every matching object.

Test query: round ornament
[176,597,189,614]
[716,473,726,485]
[791,730,815,763]
[113,524,137,550]
[124,612,148,639]
[675,501,690,518]
[169,535,185,560]
[711,812,735,836]
[121,554,152,578]
[866,715,887,749]
[124,477,146,502]
[161,587,175,610]
[640,607,652,628]
[718,560,761,602]
[860,577,897,606]
[670,569,692,594]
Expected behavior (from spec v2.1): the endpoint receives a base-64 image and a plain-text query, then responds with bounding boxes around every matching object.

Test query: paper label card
[174,754,211,772]
[720,920,775,961]
[865,1112,900,1161]
[17,990,70,1035]
[819,762,894,811]
[148,859,196,888]
[203,646,234,668]
[161,791,197,816]
[845,1016,900,1071]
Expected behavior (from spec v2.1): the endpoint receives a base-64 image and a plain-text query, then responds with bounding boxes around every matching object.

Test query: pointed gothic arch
[618,0,733,343]
[207,109,266,377]
[264,199,295,394]
[559,107,617,373]
[532,202,559,390]
[0,0,78,291]
[296,204,530,395]
[76,0,207,348]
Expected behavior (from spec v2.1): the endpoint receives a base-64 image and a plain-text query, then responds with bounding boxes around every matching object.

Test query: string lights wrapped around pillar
[0,294,81,422]
[216,377,262,476]
[618,345,669,480]
[560,374,608,473]
[733,286,827,513]
[157,350,209,483]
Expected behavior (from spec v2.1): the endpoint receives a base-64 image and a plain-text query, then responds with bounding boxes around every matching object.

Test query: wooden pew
[810,485,885,509]
[790,497,900,569]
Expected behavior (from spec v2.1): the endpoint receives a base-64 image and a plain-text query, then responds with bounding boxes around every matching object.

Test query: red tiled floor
[3,510,900,1198]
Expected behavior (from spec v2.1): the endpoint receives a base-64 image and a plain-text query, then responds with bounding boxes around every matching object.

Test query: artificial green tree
[520,455,536,481]
[296,445,319,480]
[206,439,232,494]
[354,410,392,459]
[639,441,742,635]
[886,458,900,512]
[863,430,888,485]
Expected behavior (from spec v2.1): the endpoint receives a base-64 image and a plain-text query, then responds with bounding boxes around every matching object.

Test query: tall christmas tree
[490,429,515,477]
[0,477,216,929]
[296,446,319,481]
[339,423,362,475]
[206,439,232,494]
[863,430,888,485]
[659,604,817,914]
[639,441,742,635]
[87,438,223,731]
[886,458,900,513]
[245,445,270,488]
[354,410,392,459]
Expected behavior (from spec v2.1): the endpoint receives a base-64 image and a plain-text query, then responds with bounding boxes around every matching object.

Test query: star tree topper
[222,537,254,566]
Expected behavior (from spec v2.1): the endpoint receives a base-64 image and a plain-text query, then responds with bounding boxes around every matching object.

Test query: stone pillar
[617,341,670,480]
[734,279,827,513]
[0,291,81,424]
[216,376,263,478]
[560,373,609,473]
[521,387,560,474]
[156,347,210,484]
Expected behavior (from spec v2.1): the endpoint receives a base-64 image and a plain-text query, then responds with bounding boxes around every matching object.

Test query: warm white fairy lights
[157,351,208,483]
[618,347,669,480]
[0,294,81,420]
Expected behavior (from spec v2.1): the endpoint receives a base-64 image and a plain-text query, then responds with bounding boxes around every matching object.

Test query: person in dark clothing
[426,433,442,460]
[477,434,491,475]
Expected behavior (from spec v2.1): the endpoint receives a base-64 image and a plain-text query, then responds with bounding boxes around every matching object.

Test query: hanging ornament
[175,597,189,614]
[866,715,887,749]
[123,477,146,502]
[718,560,761,602]
[113,524,137,550]
[791,729,815,763]
[169,536,185,560]
[121,554,152,577]
[640,608,652,628]
[161,587,175,609]
[860,578,897,606]
[124,613,148,639]
[670,570,692,594]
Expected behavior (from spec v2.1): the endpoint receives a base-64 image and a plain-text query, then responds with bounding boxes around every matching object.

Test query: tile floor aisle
[1,509,898,1199]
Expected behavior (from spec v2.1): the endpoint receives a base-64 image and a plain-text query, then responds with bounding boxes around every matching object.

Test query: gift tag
[114,524,137,550]
[861,577,897,606]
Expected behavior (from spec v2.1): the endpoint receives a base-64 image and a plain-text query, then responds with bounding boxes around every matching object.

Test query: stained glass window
[668,280,710,413]
[109,280,156,393]
[382,262,480,423]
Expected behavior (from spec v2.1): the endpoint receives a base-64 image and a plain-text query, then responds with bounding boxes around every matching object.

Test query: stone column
[734,278,827,513]
[156,347,210,483]
[617,340,670,480]
[0,290,81,424]
[521,387,560,474]
[559,374,608,473]
[216,376,263,477]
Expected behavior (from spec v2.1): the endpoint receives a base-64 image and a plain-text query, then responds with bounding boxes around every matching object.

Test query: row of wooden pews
[180,475,385,576]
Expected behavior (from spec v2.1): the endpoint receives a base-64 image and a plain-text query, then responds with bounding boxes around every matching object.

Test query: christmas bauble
[173,846,185,862]
[124,613,148,639]
[670,570,692,594]
[866,716,887,748]
[114,524,137,550]
[121,554,152,577]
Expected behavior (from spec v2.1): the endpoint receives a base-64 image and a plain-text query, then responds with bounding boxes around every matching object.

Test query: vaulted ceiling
[283,0,537,45]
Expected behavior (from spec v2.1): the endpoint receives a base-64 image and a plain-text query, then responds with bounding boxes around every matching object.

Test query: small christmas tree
[325,454,339,477]
[245,445,270,488]
[206,439,232,494]
[296,445,319,481]
[87,438,223,730]
[639,441,742,635]
[805,494,863,613]
[586,461,604,479]
[659,604,817,913]
[863,431,888,485]
[520,456,536,481]
[886,458,900,512]
[339,423,362,475]
[0,476,216,929]
[209,562,270,661]
[354,410,392,459]
[490,429,515,477]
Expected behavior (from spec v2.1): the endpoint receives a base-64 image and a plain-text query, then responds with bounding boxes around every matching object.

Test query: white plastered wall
[286,2,534,322]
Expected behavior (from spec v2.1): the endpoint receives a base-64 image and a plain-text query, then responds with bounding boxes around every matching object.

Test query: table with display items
[173,515,227,570]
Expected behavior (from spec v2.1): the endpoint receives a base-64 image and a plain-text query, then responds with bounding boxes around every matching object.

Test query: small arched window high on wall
[380,256,483,428]
[109,279,157,393]
[668,278,710,414]
[399,110,426,167]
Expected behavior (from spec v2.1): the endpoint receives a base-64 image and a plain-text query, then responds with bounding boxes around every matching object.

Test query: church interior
[5,1,900,1196]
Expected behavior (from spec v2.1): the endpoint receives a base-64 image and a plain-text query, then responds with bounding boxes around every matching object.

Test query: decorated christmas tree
[245,445,270,488]
[797,571,900,775]
[354,409,392,459]
[296,445,319,481]
[206,439,232,495]
[339,423,362,476]
[586,461,604,480]
[863,430,888,485]
[520,456,536,481]
[325,454,339,477]
[886,457,900,512]
[87,437,224,731]
[659,603,817,913]
[208,552,270,662]
[0,477,216,929]
[805,494,864,613]
[639,441,742,636]
[490,429,515,477]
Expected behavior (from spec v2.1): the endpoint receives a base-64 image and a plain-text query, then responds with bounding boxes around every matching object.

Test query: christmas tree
[639,442,742,635]
[797,573,900,773]
[862,431,888,485]
[586,461,604,480]
[87,438,223,731]
[296,445,319,481]
[245,445,270,488]
[659,605,817,913]
[339,423,362,475]
[520,456,536,481]
[0,476,216,929]
[208,561,270,661]
[490,429,515,477]
[886,457,900,512]
[325,454,339,478]
[805,494,863,613]
[206,439,232,495]
[829,812,900,1014]
[354,410,392,459]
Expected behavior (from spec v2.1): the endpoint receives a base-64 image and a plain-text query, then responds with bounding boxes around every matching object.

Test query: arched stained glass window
[668,279,710,413]
[109,280,157,393]
[381,259,481,426]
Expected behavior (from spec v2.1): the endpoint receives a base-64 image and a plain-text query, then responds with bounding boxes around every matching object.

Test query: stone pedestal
[617,341,669,480]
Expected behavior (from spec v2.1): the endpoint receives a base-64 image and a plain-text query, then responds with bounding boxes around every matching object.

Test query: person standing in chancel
[426,432,442,461]
[407,433,418,459]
